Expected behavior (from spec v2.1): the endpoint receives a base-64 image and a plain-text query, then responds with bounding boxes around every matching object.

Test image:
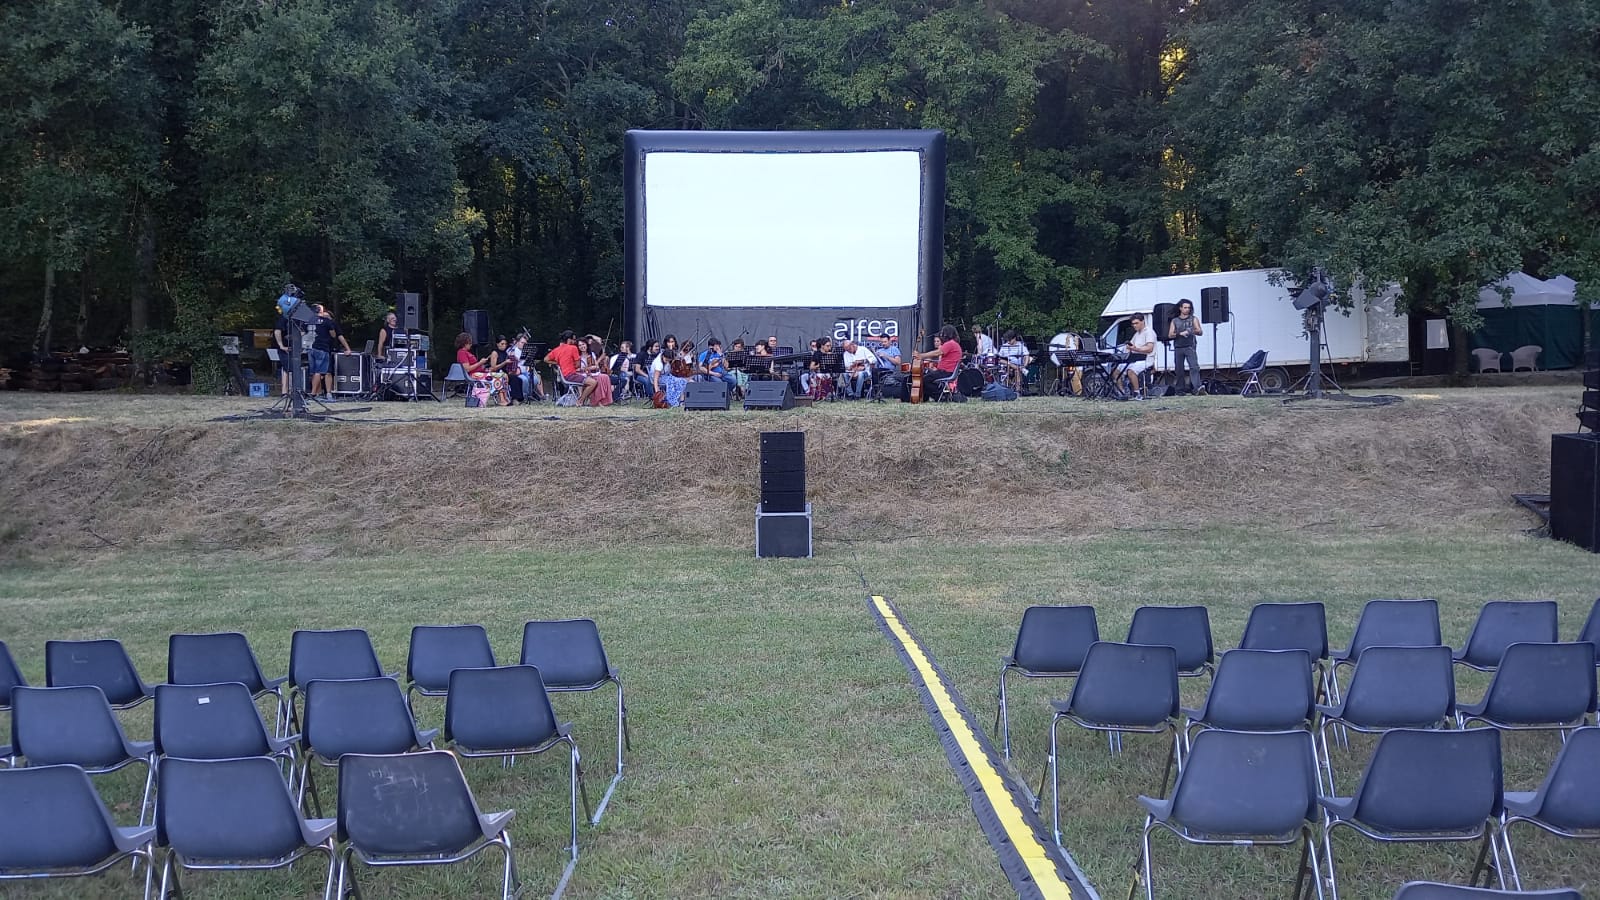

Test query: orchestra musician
[841,339,875,398]
[631,339,659,397]
[697,337,737,391]
[972,324,995,358]
[1122,312,1158,400]
[913,325,963,399]
[997,330,1031,393]
[489,335,522,404]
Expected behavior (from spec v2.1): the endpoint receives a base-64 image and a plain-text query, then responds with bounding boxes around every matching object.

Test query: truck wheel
[1259,368,1291,392]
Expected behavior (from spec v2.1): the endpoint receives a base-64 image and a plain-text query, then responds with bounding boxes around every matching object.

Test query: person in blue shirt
[698,337,737,390]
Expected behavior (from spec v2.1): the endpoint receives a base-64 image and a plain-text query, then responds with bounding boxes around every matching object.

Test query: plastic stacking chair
[286,629,395,731]
[996,605,1100,760]
[1240,601,1332,700]
[168,632,289,735]
[11,685,158,827]
[446,665,591,870]
[521,618,630,822]
[1470,348,1504,374]
[154,683,298,768]
[1134,729,1325,900]
[406,624,496,708]
[1127,606,1214,678]
[1315,645,1456,795]
[1578,598,1600,658]
[336,750,520,900]
[1,639,26,763]
[1321,728,1506,900]
[156,756,337,900]
[45,638,155,711]
[1393,883,1581,900]
[1181,649,1315,752]
[1456,642,1598,733]
[296,677,438,816]
[1453,601,1559,672]
[1042,642,1180,848]
[1238,349,1269,396]
[1498,726,1600,890]
[1328,599,1441,705]
[0,764,157,900]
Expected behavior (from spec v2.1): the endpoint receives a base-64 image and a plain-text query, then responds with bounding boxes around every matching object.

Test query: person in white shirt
[997,330,1031,392]
[972,324,996,359]
[1121,312,1158,399]
[840,340,877,398]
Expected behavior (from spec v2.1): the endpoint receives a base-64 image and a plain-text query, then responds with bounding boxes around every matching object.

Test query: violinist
[652,348,689,406]
[912,325,963,399]
[580,336,614,406]
[698,337,737,390]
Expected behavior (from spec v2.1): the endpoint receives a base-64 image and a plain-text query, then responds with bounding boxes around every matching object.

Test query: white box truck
[1098,269,1410,391]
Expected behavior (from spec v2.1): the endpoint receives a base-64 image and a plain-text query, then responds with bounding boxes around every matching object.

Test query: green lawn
[2,529,1598,898]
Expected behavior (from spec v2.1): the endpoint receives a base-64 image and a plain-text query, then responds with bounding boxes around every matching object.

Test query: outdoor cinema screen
[624,130,945,349]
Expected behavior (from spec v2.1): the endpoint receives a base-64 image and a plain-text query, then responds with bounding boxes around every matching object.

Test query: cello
[904,328,926,404]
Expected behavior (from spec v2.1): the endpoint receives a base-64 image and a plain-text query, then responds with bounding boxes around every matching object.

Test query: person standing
[274,306,297,397]
[1167,298,1205,395]
[309,304,351,400]
[375,311,400,361]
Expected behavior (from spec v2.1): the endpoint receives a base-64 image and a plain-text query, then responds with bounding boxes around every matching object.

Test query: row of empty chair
[0,620,629,898]
[995,599,1600,899]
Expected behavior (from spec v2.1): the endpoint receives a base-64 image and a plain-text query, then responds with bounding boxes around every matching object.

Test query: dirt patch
[0,390,1570,560]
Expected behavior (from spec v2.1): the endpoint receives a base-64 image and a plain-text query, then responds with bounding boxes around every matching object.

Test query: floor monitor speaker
[683,380,730,410]
[744,380,795,410]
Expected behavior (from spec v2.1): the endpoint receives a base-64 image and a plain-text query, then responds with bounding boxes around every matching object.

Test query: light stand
[237,292,368,422]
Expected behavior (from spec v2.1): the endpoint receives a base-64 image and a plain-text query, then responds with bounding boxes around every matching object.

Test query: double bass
[901,328,926,404]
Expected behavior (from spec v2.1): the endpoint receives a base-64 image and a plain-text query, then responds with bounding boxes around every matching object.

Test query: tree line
[2,0,1595,384]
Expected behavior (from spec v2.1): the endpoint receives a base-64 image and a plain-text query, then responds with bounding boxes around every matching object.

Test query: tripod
[257,324,341,420]
[1289,304,1344,397]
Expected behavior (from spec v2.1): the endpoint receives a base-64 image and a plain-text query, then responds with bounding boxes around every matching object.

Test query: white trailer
[1098,269,1410,391]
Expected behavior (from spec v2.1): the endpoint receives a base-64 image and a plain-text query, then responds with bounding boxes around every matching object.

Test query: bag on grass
[466,380,490,408]
[982,383,1019,401]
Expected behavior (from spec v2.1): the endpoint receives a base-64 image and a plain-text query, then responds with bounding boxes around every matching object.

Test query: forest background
[2,0,1596,386]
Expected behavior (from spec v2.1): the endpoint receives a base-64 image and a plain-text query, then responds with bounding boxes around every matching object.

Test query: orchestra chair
[996,605,1100,760]
[1239,349,1269,396]
[1452,601,1559,673]
[286,628,397,734]
[0,764,157,900]
[1238,602,1331,700]
[1,639,27,763]
[520,619,630,824]
[10,685,158,828]
[1126,605,1215,679]
[1180,649,1315,754]
[153,682,299,775]
[1392,884,1581,900]
[1320,728,1507,900]
[405,624,496,713]
[167,632,289,737]
[445,665,590,890]
[1041,641,1180,848]
[335,751,519,900]
[155,756,338,900]
[1454,642,1597,735]
[45,638,155,712]
[1133,729,1324,900]
[1498,726,1600,890]
[295,677,438,817]
[1315,645,1455,796]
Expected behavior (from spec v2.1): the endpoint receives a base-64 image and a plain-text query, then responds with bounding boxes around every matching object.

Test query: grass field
[3,527,1598,899]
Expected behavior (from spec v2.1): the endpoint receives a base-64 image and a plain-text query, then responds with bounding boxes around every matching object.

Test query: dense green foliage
[0,0,1595,371]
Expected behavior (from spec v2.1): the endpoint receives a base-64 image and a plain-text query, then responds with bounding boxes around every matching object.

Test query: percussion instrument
[955,367,986,398]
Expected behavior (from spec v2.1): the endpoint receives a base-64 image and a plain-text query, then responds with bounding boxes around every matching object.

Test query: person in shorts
[310,304,351,399]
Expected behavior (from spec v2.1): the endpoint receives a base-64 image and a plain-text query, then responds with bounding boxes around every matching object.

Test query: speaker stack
[756,431,811,558]
[1201,286,1230,324]
[397,292,421,331]
[1550,349,1600,552]
[463,310,490,347]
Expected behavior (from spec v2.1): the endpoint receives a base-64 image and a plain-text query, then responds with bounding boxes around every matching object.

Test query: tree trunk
[131,200,154,359]
[33,256,56,359]
[326,236,339,319]
[76,254,93,347]
[1450,322,1471,379]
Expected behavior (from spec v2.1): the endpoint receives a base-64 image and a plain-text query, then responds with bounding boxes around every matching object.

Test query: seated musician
[489,335,523,404]
[651,348,690,406]
[997,329,1032,392]
[912,325,963,398]
[632,339,660,396]
[509,333,544,401]
[610,339,637,398]
[728,338,752,393]
[544,329,594,403]
[841,339,875,398]
[972,324,995,359]
[1121,312,1158,400]
[697,337,737,390]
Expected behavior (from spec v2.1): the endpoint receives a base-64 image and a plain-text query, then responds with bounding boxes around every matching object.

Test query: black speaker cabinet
[756,503,812,558]
[397,292,421,331]
[744,380,795,410]
[1152,302,1178,343]
[1550,434,1600,552]
[1201,286,1231,324]
[683,380,730,410]
[462,310,490,346]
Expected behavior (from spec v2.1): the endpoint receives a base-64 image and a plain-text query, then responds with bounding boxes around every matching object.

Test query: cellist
[911,325,963,400]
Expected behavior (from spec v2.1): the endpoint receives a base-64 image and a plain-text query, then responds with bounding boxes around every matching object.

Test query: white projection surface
[644,150,922,308]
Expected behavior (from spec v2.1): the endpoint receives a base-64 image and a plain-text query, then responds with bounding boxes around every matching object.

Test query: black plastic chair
[1240,602,1333,704]
[1127,605,1215,678]
[1315,645,1456,795]
[1042,641,1180,848]
[1392,883,1582,900]
[1134,729,1324,900]
[521,618,630,822]
[296,676,438,816]
[1326,599,1442,737]
[286,628,395,730]
[154,682,298,768]
[1453,601,1559,672]
[995,605,1099,759]
[168,632,289,735]
[156,755,337,900]
[45,638,155,711]
[447,665,591,866]
[1320,728,1506,900]
[1499,725,1600,890]
[1578,597,1600,660]
[0,763,157,899]
[1181,649,1315,751]
[11,685,158,826]
[335,750,519,900]
[406,624,496,707]
[0,639,24,765]
[1455,642,1598,733]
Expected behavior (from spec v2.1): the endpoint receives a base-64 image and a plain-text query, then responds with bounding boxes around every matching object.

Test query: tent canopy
[1471,271,1583,369]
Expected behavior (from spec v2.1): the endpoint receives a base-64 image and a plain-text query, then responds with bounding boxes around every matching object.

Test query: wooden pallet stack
[7,351,135,392]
